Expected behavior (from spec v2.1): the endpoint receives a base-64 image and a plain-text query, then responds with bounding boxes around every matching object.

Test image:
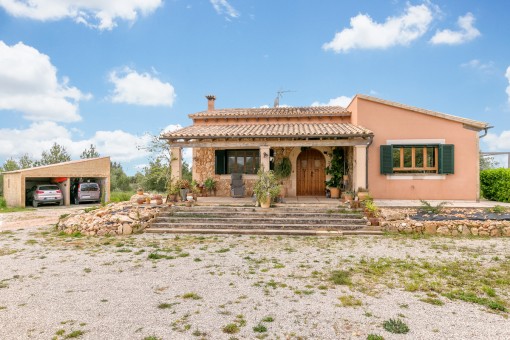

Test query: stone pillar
[352,145,367,191]
[170,147,182,181]
[260,146,270,171]
[63,178,71,206]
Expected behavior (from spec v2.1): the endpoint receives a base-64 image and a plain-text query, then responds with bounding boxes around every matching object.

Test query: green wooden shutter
[438,144,454,174]
[215,150,226,174]
[380,145,393,174]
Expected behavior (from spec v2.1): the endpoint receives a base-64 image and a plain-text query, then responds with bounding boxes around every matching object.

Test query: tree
[182,160,192,182]
[37,143,71,166]
[0,158,20,196]
[80,144,100,159]
[110,162,131,192]
[18,154,34,169]
[143,158,168,192]
[480,152,498,171]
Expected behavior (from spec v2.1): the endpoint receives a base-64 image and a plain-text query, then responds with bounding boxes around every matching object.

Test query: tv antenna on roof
[274,89,295,107]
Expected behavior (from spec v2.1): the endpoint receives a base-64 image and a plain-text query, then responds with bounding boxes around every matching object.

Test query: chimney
[205,95,216,111]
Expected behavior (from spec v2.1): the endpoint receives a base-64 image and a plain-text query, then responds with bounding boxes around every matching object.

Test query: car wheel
[32,200,38,208]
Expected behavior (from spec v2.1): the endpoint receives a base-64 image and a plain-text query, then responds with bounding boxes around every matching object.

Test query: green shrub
[480,168,510,202]
[0,196,6,209]
[382,318,409,334]
[109,191,134,202]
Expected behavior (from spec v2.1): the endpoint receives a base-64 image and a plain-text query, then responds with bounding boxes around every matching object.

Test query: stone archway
[296,148,326,196]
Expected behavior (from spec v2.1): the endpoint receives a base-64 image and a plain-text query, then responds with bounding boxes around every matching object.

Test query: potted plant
[274,157,292,200]
[357,187,370,201]
[204,177,217,196]
[343,190,354,203]
[190,180,201,200]
[325,147,344,198]
[166,179,179,202]
[253,169,281,208]
[363,200,380,226]
[176,179,190,201]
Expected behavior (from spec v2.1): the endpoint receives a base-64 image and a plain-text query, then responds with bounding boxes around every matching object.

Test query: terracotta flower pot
[329,187,340,199]
[136,197,145,205]
[259,195,271,209]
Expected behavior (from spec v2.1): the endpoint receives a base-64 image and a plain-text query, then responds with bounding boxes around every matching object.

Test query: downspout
[365,135,374,190]
[479,126,492,139]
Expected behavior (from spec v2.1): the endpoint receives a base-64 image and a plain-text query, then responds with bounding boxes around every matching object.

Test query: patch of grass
[367,335,384,340]
[109,191,134,202]
[382,318,409,334]
[329,270,351,285]
[367,334,384,340]
[143,336,161,340]
[261,316,274,322]
[64,330,85,338]
[216,248,230,253]
[147,252,175,260]
[222,323,240,334]
[83,268,91,273]
[253,324,267,333]
[338,295,362,307]
[55,329,65,336]
[419,297,444,306]
[486,205,507,214]
[83,206,99,213]
[182,292,202,300]
[445,290,507,312]
[157,303,174,309]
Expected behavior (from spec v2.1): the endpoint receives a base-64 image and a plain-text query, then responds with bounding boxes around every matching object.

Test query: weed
[445,290,507,312]
[338,295,362,307]
[253,324,267,333]
[382,318,409,334]
[143,336,161,340]
[83,268,91,273]
[216,248,230,253]
[419,297,444,306]
[329,270,351,285]
[367,335,384,340]
[55,329,65,336]
[222,323,240,334]
[148,252,174,260]
[486,205,507,214]
[64,330,85,338]
[261,316,274,322]
[182,292,202,300]
[418,200,449,214]
[84,206,99,213]
[157,303,174,309]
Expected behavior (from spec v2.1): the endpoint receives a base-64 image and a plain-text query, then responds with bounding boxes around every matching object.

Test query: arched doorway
[296,148,326,196]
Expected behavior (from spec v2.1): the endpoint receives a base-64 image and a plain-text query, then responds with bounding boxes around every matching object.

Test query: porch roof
[161,122,373,141]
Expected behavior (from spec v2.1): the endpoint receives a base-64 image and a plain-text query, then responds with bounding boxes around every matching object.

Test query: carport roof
[1,157,110,175]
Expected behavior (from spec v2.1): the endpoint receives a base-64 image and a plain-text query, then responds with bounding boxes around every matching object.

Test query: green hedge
[109,191,134,203]
[480,168,510,202]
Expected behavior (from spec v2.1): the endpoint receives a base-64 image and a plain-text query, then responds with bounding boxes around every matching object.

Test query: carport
[2,157,110,208]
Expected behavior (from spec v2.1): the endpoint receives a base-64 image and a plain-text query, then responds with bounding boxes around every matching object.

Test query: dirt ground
[0,205,93,231]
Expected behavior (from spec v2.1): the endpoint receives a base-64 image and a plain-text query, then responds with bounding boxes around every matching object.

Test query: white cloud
[0,41,90,122]
[0,122,151,163]
[312,96,352,107]
[430,13,480,45]
[461,59,495,73]
[506,66,510,104]
[323,4,433,53]
[483,131,510,151]
[109,68,176,107]
[210,0,239,18]
[0,0,162,30]
[162,124,183,133]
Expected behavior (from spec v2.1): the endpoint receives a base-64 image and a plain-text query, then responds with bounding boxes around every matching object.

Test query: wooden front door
[297,149,326,196]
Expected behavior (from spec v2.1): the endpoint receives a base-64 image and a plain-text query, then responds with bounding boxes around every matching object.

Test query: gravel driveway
[0,209,509,339]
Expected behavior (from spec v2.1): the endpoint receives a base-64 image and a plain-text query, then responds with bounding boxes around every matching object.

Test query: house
[161,95,489,200]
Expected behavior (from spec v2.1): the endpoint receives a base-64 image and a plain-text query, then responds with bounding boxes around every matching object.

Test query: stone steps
[145,204,382,236]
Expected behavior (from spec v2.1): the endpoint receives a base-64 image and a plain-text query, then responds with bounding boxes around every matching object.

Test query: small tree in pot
[325,147,344,198]
[274,157,292,201]
[253,169,281,208]
[175,179,190,201]
[204,177,217,196]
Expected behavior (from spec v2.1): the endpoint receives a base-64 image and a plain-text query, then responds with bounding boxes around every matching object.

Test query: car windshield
[80,183,99,191]
[39,185,60,191]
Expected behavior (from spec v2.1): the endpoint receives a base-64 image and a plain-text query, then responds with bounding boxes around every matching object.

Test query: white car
[26,184,63,207]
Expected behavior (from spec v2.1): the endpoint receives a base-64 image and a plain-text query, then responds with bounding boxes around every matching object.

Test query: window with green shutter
[215,149,260,175]
[215,150,226,175]
[380,144,454,175]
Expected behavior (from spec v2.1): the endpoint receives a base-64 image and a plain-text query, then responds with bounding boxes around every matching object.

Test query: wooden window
[380,145,454,174]
[215,150,260,175]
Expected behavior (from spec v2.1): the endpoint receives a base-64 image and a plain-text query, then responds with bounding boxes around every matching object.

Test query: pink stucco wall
[349,97,480,200]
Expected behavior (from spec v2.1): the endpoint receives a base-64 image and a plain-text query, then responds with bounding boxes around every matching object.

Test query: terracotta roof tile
[189,106,350,119]
[162,123,372,140]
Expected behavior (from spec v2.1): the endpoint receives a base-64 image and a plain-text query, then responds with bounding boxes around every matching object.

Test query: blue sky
[1,0,509,174]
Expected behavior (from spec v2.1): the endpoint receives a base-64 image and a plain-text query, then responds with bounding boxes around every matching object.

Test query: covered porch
[161,123,374,198]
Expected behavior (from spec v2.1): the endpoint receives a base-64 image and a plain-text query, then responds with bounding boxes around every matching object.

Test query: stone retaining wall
[380,209,510,237]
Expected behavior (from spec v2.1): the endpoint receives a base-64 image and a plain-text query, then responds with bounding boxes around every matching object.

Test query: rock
[436,226,450,235]
[490,228,501,237]
[459,225,471,236]
[471,227,479,236]
[111,214,133,224]
[382,211,406,221]
[478,229,489,237]
[122,224,133,235]
[424,222,437,235]
[503,227,510,237]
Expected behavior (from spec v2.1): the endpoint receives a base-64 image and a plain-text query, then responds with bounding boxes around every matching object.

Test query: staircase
[145,204,382,236]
